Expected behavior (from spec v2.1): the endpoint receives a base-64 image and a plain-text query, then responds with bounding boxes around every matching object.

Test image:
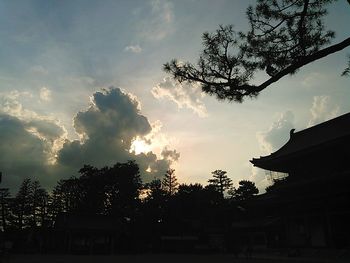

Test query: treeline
[0,161,259,232]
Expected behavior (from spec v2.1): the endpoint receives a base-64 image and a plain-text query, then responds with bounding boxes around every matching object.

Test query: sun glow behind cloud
[129,119,175,157]
[130,136,152,155]
[0,87,180,191]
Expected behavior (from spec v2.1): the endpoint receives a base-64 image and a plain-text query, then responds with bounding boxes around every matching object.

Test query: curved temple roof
[251,112,350,172]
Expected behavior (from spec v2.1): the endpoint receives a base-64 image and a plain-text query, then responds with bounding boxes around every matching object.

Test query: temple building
[248,112,350,249]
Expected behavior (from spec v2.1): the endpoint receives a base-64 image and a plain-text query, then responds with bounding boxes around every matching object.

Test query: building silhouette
[247,112,350,249]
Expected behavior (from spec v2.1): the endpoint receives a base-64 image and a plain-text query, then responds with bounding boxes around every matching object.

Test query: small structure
[54,213,124,254]
[249,113,350,249]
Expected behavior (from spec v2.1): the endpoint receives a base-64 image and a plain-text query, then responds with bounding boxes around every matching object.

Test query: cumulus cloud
[161,147,180,162]
[39,87,52,102]
[0,115,66,190]
[58,88,151,166]
[152,77,208,117]
[0,90,67,154]
[0,91,68,191]
[26,118,68,163]
[0,90,33,118]
[257,111,295,153]
[57,87,177,181]
[308,95,339,127]
[0,114,51,188]
[125,45,142,53]
[0,88,178,192]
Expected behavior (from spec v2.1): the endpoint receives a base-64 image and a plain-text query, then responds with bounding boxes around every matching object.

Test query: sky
[0,0,349,193]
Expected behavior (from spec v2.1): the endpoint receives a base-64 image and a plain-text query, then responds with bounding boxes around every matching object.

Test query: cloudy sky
[0,0,349,192]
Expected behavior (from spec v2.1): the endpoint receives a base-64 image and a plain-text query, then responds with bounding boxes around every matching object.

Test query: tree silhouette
[48,161,143,222]
[0,188,10,231]
[56,177,82,213]
[78,165,107,214]
[47,180,65,225]
[162,169,179,196]
[12,178,33,229]
[229,180,259,201]
[105,161,142,219]
[143,179,167,224]
[146,179,167,202]
[177,183,203,196]
[49,179,72,219]
[31,180,49,227]
[164,0,350,102]
[8,179,50,229]
[175,183,204,219]
[208,170,233,199]
[342,55,350,76]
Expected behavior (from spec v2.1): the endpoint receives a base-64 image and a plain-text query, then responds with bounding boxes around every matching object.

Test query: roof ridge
[294,112,350,136]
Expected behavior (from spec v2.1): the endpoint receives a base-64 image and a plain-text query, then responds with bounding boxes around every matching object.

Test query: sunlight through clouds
[0,0,349,192]
[0,87,179,191]
[129,119,177,159]
[130,137,152,155]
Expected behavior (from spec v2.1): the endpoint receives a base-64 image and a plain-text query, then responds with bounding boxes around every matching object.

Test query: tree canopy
[208,170,233,198]
[229,180,259,201]
[162,169,179,196]
[0,166,266,253]
[164,0,350,102]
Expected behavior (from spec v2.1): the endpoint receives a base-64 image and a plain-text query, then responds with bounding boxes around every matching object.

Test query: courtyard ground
[1,253,349,263]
